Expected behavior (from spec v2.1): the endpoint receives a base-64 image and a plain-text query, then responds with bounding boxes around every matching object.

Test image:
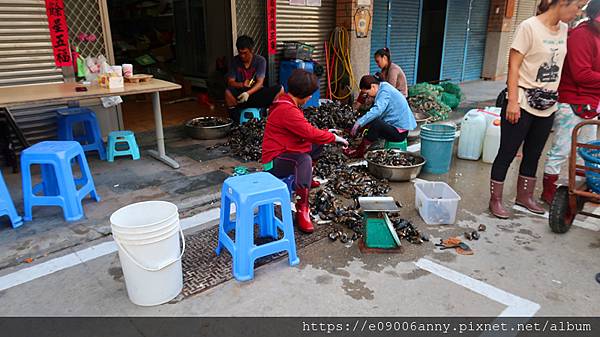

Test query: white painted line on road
[180,205,235,231]
[415,258,540,317]
[512,204,549,218]
[0,206,235,292]
[74,241,117,263]
[0,249,88,292]
[512,204,600,231]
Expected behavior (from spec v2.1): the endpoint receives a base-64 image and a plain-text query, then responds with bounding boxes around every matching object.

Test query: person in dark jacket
[262,69,348,233]
[541,0,600,204]
[225,35,284,123]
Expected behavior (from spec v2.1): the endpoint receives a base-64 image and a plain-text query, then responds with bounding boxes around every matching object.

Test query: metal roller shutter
[0,0,115,167]
[463,0,490,81]
[275,0,336,94]
[0,0,64,87]
[370,0,389,74]
[389,0,420,85]
[441,0,469,82]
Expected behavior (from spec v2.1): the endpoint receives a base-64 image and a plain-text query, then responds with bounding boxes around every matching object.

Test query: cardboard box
[99,74,124,89]
[108,76,124,89]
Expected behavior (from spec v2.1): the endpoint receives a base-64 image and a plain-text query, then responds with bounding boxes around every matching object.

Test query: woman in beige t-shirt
[489,0,587,219]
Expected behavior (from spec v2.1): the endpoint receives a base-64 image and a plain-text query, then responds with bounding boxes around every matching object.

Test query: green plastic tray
[364,215,397,249]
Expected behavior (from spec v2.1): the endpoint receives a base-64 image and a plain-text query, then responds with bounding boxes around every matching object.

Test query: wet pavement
[0,80,599,316]
[0,143,599,316]
[0,128,254,270]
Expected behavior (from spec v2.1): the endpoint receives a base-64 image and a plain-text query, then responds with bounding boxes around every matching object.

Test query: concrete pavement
[1,80,598,317]
[0,154,599,317]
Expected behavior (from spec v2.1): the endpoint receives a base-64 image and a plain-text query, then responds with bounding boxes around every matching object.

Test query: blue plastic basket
[578,140,600,194]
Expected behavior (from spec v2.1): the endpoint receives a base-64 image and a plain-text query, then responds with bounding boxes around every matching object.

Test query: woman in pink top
[374,48,408,97]
[354,48,409,111]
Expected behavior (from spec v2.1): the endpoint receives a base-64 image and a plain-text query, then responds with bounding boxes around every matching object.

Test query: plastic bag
[101,96,123,108]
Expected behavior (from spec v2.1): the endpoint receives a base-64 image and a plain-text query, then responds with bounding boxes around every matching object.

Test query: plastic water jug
[482,119,501,164]
[480,107,501,128]
[458,110,487,160]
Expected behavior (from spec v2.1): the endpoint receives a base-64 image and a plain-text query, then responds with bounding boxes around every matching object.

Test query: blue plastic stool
[21,141,100,222]
[0,170,23,228]
[107,131,140,162]
[280,175,295,197]
[57,107,107,160]
[216,172,299,281]
[239,108,262,125]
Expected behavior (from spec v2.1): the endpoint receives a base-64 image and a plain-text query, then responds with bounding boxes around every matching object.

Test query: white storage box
[415,181,461,225]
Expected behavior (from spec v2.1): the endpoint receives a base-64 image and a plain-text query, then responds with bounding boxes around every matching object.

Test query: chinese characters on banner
[45,0,72,66]
[267,0,277,55]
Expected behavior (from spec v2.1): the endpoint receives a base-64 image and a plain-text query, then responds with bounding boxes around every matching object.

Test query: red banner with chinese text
[45,0,72,67]
[267,0,277,55]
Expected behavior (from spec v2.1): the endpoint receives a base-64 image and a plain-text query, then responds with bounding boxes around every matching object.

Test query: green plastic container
[384,139,408,151]
[364,213,397,249]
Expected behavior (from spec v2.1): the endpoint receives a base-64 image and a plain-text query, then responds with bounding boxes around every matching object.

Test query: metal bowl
[185,117,233,140]
[365,150,426,182]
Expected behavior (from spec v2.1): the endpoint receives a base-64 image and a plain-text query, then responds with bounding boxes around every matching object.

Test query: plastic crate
[279,60,319,107]
[415,181,461,225]
[578,140,600,194]
[282,41,314,61]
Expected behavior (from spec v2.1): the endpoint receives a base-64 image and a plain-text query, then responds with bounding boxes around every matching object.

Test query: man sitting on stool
[225,35,284,123]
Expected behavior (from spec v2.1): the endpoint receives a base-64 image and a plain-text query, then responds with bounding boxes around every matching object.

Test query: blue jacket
[357,82,417,131]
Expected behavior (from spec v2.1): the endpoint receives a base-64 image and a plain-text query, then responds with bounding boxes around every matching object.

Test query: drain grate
[182,223,330,297]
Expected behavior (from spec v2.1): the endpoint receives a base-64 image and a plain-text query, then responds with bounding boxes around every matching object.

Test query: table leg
[147,91,180,169]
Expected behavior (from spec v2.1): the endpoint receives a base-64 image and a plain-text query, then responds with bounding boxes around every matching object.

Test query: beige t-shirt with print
[511,16,568,117]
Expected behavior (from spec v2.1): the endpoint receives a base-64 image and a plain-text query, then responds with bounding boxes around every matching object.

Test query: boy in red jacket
[262,69,348,233]
[542,1,600,204]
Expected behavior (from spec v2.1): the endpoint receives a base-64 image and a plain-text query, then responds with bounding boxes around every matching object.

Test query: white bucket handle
[114,226,186,272]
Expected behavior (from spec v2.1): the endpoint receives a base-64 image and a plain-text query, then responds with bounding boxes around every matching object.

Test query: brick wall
[336,0,373,31]
[488,0,514,32]
[336,0,354,29]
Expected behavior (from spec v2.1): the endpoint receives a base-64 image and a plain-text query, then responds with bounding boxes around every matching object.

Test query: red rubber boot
[516,175,545,214]
[295,188,314,233]
[311,161,320,188]
[541,173,559,205]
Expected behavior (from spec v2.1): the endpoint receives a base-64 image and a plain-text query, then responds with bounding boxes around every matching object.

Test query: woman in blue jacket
[344,75,417,158]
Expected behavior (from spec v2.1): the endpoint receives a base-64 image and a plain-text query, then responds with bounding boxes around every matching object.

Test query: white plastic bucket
[110,201,184,307]
[110,201,178,234]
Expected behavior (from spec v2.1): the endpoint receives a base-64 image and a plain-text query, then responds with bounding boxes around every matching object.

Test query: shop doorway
[416,0,447,83]
[106,0,233,132]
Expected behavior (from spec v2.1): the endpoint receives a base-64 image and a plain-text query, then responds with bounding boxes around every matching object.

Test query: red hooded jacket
[558,21,600,111]
[261,94,335,164]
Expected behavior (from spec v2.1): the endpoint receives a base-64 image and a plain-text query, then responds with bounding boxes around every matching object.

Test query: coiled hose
[326,27,358,100]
